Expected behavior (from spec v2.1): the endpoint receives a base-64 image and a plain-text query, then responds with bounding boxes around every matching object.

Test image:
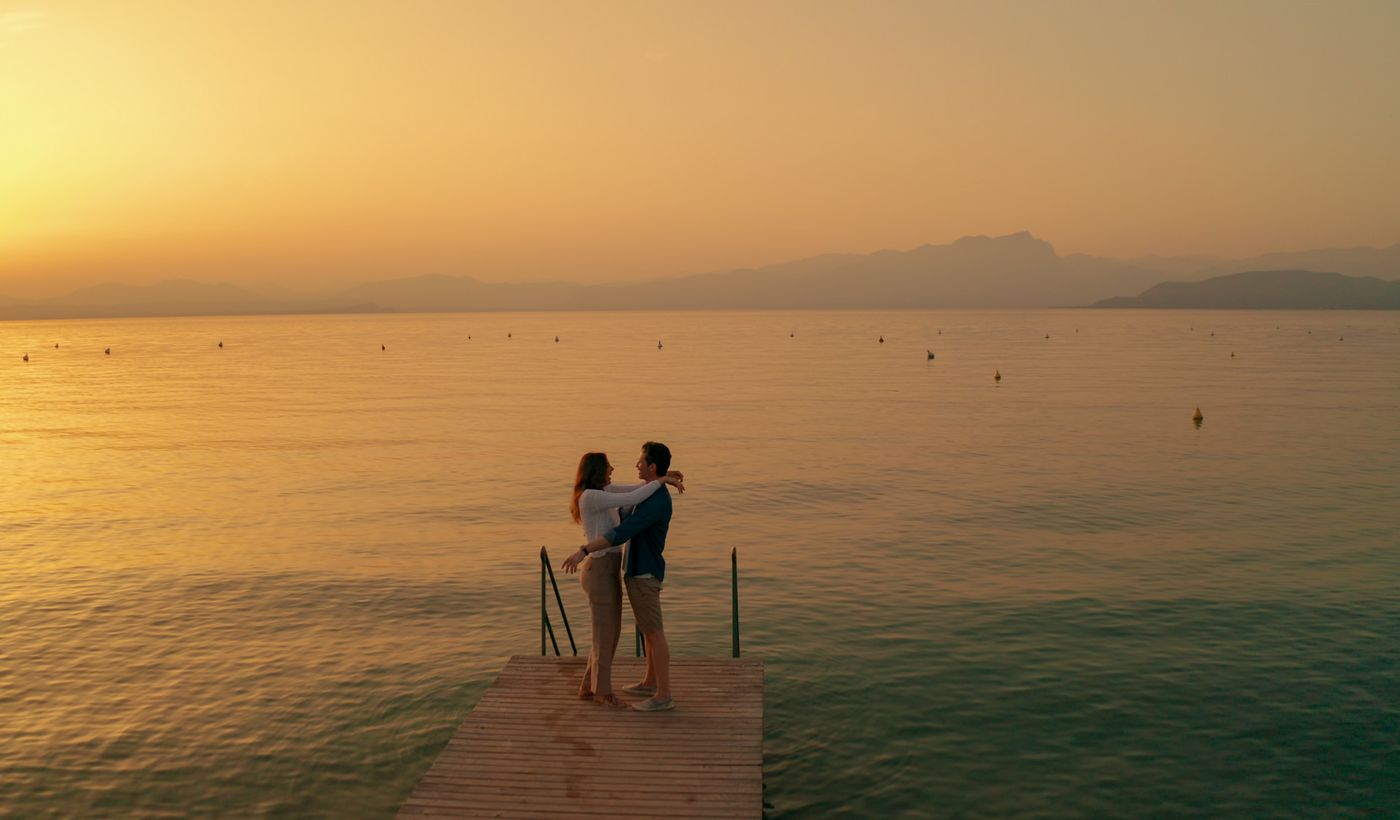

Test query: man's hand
[561,549,587,574]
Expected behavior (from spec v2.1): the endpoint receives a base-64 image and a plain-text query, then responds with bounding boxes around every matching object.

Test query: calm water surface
[2,310,1398,817]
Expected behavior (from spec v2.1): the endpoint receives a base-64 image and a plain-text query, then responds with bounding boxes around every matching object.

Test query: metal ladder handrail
[731,547,741,658]
[539,546,577,656]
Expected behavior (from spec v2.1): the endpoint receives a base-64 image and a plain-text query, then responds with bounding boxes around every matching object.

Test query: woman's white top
[578,480,662,557]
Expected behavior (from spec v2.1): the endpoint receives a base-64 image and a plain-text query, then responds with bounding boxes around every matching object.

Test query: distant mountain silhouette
[594,232,1075,309]
[337,274,589,311]
[0,279,379,319]
[2,235,1397,319]
[1092,270,1400,309]
[342,232,1131,311]
[1198,244,1400,281]
[341,235,1399,312]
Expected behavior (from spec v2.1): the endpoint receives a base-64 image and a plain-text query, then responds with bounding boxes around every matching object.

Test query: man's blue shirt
[603,486,672,582]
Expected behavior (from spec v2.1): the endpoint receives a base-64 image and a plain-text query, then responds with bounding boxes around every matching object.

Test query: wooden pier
[399,655,765,819]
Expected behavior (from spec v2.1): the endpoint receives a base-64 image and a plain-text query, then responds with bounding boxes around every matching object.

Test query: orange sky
[2,1,1398,296]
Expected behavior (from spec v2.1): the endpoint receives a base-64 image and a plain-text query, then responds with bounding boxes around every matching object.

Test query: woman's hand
[561,549,587,574]
[667,470,684,482]
[661,474,685,494]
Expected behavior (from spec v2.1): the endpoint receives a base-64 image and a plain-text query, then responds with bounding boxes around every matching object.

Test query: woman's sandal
[593,693,629,709]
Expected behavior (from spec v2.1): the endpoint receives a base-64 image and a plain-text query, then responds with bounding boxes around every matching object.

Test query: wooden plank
[408,786,759,808]
[438,739,760,754]
[417,769,757,786]
[398,656,763,819]
[409,785,758,809]
[409,789,760,806]
[429,750,762,766]
[401,802,738,819]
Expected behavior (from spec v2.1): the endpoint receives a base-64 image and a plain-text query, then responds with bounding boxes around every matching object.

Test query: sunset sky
[2,1,1397,296]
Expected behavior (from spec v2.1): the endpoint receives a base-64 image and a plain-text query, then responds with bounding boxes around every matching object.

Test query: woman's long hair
[570,452,610,524]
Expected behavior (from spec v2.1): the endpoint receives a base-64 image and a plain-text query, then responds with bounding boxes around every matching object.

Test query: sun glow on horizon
[2,1,1398,297]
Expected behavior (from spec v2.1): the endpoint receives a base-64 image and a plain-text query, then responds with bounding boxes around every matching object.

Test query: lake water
[2,309,1398,817]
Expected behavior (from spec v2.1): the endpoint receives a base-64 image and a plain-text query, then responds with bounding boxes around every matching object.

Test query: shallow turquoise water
[2,309,1397,816]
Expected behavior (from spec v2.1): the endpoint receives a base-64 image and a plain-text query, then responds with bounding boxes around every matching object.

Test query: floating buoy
[1193,407,1204,422]
[657,340,663,349]
[54,343,58,349]
[555,336,559,343]
[878,336,884,344]
[994,369,1001,382]
[104,347,111,355]
[1210,331,1215,337]
[1339,335,1344,341]
[381,344,386,350]
[1044,333,1050,339]
[507,332,512,338]
[22,353,28,362]
[1230,352,1235,358]
[927,350,935,360]
[938,329,942,335]
[218,341,223,348]
[789,330,795,338]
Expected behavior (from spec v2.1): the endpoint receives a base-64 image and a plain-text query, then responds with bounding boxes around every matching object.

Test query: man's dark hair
[642,441,671,476]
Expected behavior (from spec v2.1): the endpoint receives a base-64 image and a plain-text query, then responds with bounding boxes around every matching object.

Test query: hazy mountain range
[1093,270,1400,309]
[2,232,1397,320]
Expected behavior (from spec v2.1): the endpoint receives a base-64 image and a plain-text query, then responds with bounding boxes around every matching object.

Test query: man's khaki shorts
[624,575,664,634]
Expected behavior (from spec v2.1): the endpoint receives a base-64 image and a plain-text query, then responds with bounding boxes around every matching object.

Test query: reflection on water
[2,309,1398,816]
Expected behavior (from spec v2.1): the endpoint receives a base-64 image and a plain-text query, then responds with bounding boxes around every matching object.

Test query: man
[563,441,676,712]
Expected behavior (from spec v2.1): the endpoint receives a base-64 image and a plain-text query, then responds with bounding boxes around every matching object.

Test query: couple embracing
[563,441,681,712]
[562,439,683,708]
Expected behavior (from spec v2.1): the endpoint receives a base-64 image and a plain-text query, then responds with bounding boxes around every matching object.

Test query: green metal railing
[539,546,577,656]
[731,547,741,658]
[539,545,741,658]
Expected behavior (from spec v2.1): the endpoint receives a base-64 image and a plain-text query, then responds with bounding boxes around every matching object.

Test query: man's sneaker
[621,682,657,696]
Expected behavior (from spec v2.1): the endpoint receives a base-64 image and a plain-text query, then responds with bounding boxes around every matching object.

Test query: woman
[567,452,683,707]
